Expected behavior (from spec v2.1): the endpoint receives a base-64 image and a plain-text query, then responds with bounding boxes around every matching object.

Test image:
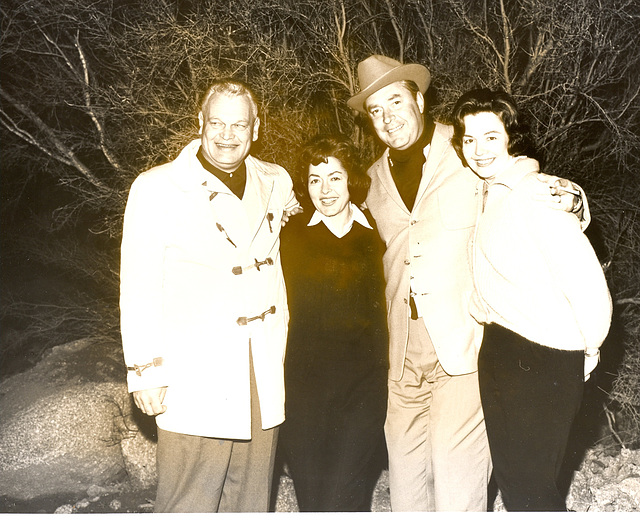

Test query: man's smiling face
[199,93,259,173]
[365,82,425,151]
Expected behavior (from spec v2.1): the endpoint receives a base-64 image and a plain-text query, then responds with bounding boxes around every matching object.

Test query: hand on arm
[281,181,303,228]
[534,173,582,214]
[133,387,167,416]
[281,205,303,227]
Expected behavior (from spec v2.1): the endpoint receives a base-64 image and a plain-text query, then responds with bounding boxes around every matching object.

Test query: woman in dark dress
[279,134,388,512]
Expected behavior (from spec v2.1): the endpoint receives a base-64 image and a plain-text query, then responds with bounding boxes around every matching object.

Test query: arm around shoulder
[535,172,591,230]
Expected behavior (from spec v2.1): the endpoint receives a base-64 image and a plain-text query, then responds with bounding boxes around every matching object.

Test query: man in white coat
[119,79,300,512]
[347,55,587,512]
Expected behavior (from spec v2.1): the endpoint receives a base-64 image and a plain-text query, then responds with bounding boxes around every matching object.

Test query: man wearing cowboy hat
[348,55,587,511]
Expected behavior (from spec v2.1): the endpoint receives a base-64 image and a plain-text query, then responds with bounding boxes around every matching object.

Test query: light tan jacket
[120,140,299,439]
[366,123,485,380]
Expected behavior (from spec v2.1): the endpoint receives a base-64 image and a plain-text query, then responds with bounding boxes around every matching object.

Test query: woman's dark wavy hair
[451,88,536,167]
[294,134,370,209]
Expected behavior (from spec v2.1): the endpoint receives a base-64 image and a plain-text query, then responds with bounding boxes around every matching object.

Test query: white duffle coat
[120,139,299,439]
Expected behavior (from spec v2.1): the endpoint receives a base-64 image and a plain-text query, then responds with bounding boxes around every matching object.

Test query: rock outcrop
[0,338,157,500]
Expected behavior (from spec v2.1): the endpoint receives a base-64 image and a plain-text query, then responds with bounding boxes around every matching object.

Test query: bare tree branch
[382,0,404,62]
[498,0,512,92]
[0,86,109,192]
[73,32,122,171]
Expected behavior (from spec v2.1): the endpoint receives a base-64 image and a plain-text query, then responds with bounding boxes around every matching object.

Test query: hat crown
[357,55,403,91]
[347,54,430,113]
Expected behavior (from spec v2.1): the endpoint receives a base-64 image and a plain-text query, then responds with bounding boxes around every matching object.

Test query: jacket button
[404,259,410,265]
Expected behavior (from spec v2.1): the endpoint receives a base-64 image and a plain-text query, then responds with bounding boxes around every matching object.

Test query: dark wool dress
[279,210,389,512]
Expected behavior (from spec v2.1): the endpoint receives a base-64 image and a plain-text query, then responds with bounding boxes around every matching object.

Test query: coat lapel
[243,156,274,244]
[414,123,450,208]
[375,149,411,215]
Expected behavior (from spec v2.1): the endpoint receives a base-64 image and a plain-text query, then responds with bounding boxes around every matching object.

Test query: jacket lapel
[243,156,274,244]
[375,148,411,214]
[413,123,450,208]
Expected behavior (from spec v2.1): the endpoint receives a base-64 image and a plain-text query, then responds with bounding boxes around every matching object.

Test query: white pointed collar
[307,202,372,238]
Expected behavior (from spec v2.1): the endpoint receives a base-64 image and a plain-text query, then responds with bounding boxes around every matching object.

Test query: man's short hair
[200,79,259,120]
[396,80,421,101]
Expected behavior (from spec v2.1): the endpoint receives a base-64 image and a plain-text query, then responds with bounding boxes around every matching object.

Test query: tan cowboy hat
[347,55,430,113]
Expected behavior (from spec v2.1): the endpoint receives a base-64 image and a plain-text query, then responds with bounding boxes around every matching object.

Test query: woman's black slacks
[478,323,583,512]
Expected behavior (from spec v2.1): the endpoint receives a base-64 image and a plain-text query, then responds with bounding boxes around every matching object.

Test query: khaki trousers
[385,317,491,511]
[154,355,279,513]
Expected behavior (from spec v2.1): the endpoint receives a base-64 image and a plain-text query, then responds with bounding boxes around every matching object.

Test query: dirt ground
[1,441,639,513]
[0,465,334,513]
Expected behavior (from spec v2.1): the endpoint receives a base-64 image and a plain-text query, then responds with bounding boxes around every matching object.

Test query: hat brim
[347,64,430,114]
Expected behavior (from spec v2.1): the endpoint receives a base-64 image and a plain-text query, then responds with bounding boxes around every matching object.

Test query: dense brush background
[1,0,639,447]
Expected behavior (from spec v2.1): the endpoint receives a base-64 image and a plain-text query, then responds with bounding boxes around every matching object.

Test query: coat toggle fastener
[127,357,164,377]
[237,306,276,326]
[232,257,274,275]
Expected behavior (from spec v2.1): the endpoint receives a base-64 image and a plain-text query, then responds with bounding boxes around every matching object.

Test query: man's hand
[535,172,582,213]
[133,387,168,416]
[281,205,304,227]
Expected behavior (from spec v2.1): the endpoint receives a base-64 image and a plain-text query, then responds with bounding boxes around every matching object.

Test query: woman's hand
[281,205,304,227]
[584,350,600,382]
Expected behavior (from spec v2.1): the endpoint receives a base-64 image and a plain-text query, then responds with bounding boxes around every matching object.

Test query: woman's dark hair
[451,88,535,167]
[294,134,370,208]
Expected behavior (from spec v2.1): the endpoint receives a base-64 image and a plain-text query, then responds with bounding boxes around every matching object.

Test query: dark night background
[1,0,639,511]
